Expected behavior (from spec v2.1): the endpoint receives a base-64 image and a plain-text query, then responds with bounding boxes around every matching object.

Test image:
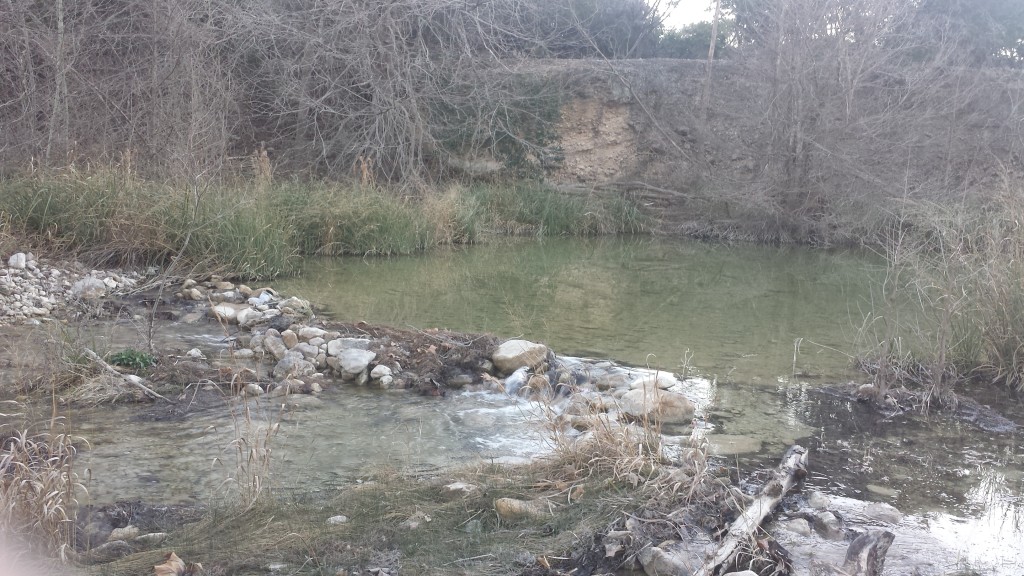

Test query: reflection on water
[278,237,878,379]
[72,237,1021,574]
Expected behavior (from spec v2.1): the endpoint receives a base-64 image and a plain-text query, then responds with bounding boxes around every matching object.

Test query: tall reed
[861,191,1024,402]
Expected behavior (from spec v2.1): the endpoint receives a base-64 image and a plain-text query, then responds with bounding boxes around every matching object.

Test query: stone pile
[172,277,388,396]
[178,279,700,424]
[1,251,142,324]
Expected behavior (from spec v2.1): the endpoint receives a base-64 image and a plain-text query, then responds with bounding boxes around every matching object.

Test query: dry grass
[0,416,87,561]
[218,395,280,510]
[859,187,1024,404]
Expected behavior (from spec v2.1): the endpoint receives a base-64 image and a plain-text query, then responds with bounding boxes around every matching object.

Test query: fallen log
[695,444,809,576]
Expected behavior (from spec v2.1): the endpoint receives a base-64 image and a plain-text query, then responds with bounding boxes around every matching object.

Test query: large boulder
[492,339,548,373]
[618,388,695,424]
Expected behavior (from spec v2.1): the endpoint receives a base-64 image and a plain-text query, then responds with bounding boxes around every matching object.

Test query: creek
[71,237,1020,574]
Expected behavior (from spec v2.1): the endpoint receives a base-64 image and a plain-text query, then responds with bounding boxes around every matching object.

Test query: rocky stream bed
[1,251,1019,576]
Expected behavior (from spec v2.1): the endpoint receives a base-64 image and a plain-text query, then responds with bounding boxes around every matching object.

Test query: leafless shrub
[2,0,661,183]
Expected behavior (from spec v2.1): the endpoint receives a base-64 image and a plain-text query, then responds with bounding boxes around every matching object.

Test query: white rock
[236,307,264,328]
[208,303,244,323]
[102,277,118,289]
[298,326,327,341]
[326,515,349,525]
[242,383,264,396]
[71,277,107,300]
[338,349,376,379]
[628,372,682,391]
[492,339,548,373]
[326,338,372,356]
[443,482,480,498]
[370,365,392,379]
[186,348,206,360]
[278,296,310,312]
[7,253,26,269]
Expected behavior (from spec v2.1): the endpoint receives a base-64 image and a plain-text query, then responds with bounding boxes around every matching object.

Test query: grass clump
[471,181,647,236]
[1,172,647,280]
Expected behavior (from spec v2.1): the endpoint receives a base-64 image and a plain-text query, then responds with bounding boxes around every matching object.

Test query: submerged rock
[780,518,812,537]
[864,501,902,525]
[618,387,695,424]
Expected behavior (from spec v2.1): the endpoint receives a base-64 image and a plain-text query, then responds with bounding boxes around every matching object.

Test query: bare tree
[704,0,1022,241]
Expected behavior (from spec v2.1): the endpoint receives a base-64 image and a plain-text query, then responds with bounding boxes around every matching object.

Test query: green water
[280,237,880,381]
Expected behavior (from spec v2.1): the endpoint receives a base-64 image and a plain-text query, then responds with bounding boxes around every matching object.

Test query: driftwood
[695,444,809,576]
[82,348,173,403]
[810,529,895,576]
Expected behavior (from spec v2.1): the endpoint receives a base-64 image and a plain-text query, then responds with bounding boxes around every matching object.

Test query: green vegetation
[106,349,157,372]
[0,173,647,279]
